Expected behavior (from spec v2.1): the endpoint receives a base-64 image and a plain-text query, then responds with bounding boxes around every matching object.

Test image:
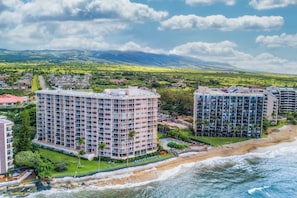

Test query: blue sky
[0,0,297,74]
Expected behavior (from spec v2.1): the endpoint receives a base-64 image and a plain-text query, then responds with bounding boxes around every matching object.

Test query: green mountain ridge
[0,49,238,71]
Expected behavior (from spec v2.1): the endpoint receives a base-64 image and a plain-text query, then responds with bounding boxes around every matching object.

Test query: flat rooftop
[36,87,160,99]
[195,86,263,96]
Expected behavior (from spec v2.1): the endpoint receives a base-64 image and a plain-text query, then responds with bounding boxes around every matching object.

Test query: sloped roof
[0,94,24,104]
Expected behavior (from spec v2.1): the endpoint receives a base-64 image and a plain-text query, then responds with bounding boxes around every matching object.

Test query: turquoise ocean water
[25,139,297,198]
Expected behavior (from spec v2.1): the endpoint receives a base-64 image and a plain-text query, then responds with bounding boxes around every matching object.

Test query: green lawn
[39,148,172,177]
[39,148,125,177]
[191,136,249,146]
[31,75,40,91]
[170,129,250,146]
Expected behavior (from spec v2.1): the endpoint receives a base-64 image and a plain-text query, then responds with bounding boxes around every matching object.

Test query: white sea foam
[248,186,270,194]
[27,139,297,197]
[158,162,196,181]
[27,160,198,197]
[255,137,297,155]
[195,138,297,169]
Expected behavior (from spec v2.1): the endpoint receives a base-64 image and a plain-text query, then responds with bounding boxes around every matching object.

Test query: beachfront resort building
[0,118,14,174]
[35,87,159,160]
[262,92,278,124]
[193,86,265,138]
[267,86,297,113]
[247,87,278,125]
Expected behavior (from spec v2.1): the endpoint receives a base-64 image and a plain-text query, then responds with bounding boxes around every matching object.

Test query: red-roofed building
[0,94,26,107]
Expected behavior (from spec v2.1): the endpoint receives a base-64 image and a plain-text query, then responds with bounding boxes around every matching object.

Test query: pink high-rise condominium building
[35,87,159,159]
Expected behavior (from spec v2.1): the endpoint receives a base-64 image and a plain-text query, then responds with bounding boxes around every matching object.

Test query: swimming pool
[159,138,188,150]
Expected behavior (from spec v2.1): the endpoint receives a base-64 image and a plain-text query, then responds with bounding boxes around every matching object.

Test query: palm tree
[203,120,210,136]
[74,138,85,177]
[234,126,240,137]
[77,138,85,165]
[126,130,136,167]
[253,124,259,138]
[74,150,86,177]
[77,137,85,150]
[172,128,180,139]
[242,125,247,137]
[98,141,106,172]
[196,119,203,136]
[164,124,170,135]
[161,124,170,136]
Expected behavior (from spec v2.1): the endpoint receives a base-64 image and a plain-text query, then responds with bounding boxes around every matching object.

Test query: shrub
[167,142,189,150]
[54,161,68,172]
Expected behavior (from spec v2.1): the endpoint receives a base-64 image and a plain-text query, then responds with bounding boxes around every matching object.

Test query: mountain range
[0,49,237,71]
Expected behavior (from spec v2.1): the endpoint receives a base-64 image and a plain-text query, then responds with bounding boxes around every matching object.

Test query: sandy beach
[51,125,297,189]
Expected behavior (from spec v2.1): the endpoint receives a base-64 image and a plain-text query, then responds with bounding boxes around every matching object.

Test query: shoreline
[49,125,297,189]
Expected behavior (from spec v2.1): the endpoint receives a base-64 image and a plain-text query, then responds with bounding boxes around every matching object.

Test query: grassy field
[39,148,172,177]
[39,148,103,177]
[1,62,297,88]
[31,75,40,91]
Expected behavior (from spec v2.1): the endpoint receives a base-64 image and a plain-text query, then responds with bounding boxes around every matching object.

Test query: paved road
[38,75,47,90]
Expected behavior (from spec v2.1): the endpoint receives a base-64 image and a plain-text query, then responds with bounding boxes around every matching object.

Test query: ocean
[23,139,297,197]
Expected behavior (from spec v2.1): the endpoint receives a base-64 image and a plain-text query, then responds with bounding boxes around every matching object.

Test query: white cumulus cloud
[119,42,166,54]
[249,0,297,10]
[170,41,239,57]
[170,41,297,73]
[186,0,236,6]
[17,0,168,22]
[0,0,168,50]
[256,33,297,48]
[2,20,127,50]
[159,15,283,31]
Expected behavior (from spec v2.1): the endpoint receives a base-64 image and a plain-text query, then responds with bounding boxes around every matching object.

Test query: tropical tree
[127,130,136,167]
[15,151,53,179]
[77,149,85,168]
[74,150,86,178]
[253,124,259,138]
[98,141,106,172]
[15,151,36,168]
[15,110,31,152]
[195,119,203,136]
[77,137,85,150]
[158,124,170,134]
[234,126,240,137]
[262,118,270,133]
[35,156,54,179]
[241,125,247,137]
[203,120,210,136]
[74,138,85,177]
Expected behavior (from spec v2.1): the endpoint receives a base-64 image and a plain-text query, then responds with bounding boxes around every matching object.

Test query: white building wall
[0,119,13,174]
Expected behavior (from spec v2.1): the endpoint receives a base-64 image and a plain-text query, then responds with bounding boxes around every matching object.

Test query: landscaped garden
[39,148,172,177]
[190,136,249,146]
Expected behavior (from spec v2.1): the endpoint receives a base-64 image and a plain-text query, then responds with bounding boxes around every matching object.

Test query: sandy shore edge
[50,125,297,189]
